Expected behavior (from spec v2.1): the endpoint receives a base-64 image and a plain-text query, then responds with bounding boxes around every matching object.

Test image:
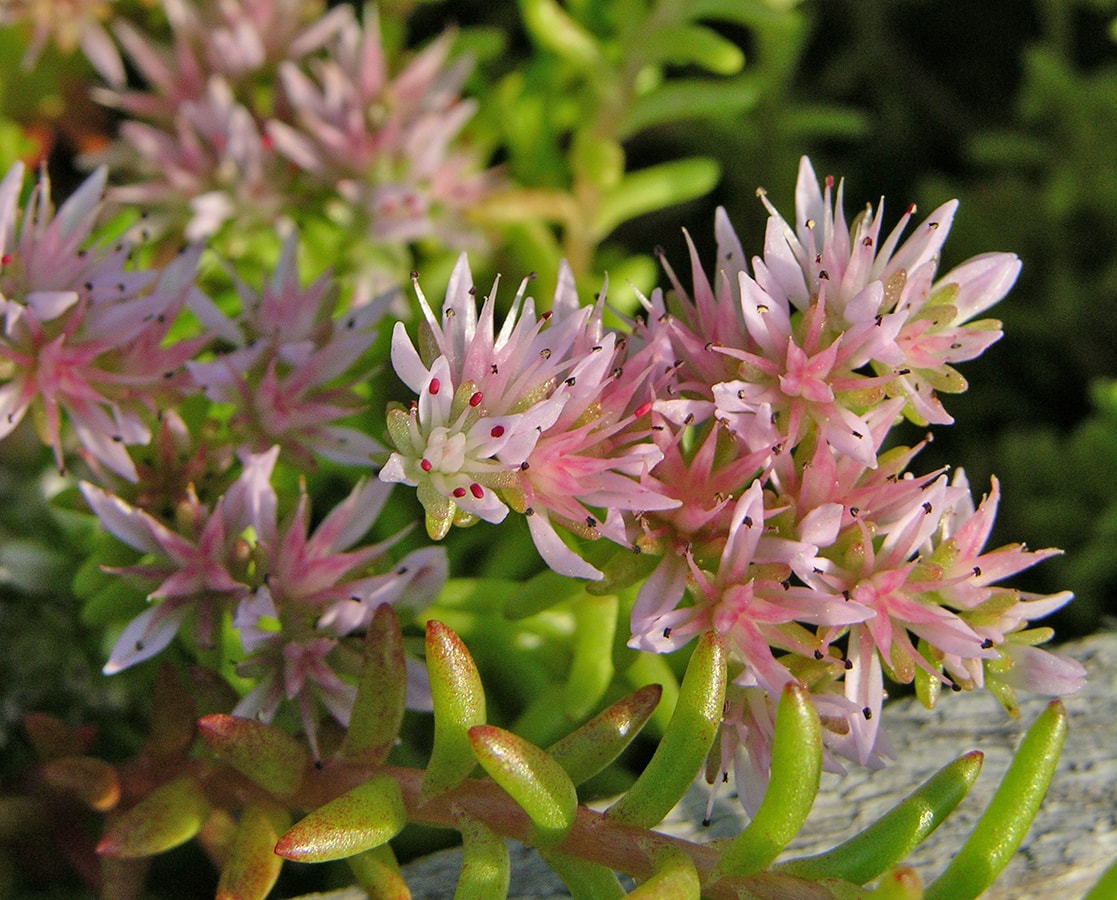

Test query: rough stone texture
[302,631,1116,899]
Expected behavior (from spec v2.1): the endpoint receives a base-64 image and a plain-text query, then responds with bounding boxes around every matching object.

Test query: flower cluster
[0,161,204,480]
[82,446,446,756]
[90,0,495,264]
[385,157,1085,809]
[185,230,389,467]
[380,254,678,579]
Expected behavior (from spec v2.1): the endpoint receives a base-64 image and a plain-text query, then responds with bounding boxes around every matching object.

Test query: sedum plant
[0,2,1107,899]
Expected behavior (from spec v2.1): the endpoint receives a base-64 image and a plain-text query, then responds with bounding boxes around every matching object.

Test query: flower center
[424,426,467,474]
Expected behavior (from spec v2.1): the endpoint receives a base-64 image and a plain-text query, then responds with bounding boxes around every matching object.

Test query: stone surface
[302,631,1117,899]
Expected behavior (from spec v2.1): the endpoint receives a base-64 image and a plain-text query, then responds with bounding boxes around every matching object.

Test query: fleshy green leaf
[1083,853,1117,900]
[606,631,726,827]
[39,756,120,812]
[275,774,407,863]
[867,865,923,898]
[639,24,745,75]
[628,846,701,899]
[422,620,487,801]
[455,814,511,900]
[343,604,407,765]
[196,714,309,800]
[468,725,578,848]
[592,158,720,239]
[564,593,618,720]
[216,803,290,900]
[518,0,603,68]
[924,700,1067,900]
[540,850,625,899]
[714,682,822,878]
[547,684,662,785]
[347,844,411,899]
[777,750,984,884]
[96,777,210,858]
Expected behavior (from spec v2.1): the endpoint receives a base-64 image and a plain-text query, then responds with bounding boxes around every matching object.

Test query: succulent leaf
[216,803,290,900]
[422,620,487,801]
[547,684,662,785]
[275,774,407,863]
[606,630,726,827]
[196,714,310,800]
[468,725,578,848]
[343,604,407,765]
[455,814,511,900]
[714,682,823,878]
[628,846,701,899]
[777,750,984,884]
[924,700,1067,900]
[96,777,210,858]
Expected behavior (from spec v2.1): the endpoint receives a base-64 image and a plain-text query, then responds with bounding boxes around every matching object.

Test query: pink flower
[754,157,1019,425]
[186,231,386,466]
[231,475,446,754]
[266,8,495,247]
[0,162,206,480]
[104,76,292,240]
[80,446,280,673]
[382,255,677,578]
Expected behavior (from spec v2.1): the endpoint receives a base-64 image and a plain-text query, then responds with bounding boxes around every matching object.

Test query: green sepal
[564,593,618,720]
[547,684,662,785]
[540,849,625,899]
[714,682,822,878]
[924,700,1067,900]
[777,750,984,884]
[216,802,290,900]
[914,638,944,709]
[385,406,417,456]
[454,813,511,900]
[274,774,407,863]
[628,846,700,899]
[343,603,407,765]
[606,630,726,828]
[96,777,209,858]
[421,620,487,802]
[468,724,578,848]
[196,714,309,800]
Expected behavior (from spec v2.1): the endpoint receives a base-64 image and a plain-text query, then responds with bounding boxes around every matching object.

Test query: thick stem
[294,763,833,900]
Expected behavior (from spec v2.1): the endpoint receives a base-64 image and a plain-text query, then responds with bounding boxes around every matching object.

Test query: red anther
[452,487,466,498]
[0,254,10,265]
[469,391,483,407]
[420,459,433,472]
[906,203,917,216]
[634,401,653,418]
[429,378,441,395]
[490,425,505,438]
[825,175,834,188]
[470,483,484,499]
